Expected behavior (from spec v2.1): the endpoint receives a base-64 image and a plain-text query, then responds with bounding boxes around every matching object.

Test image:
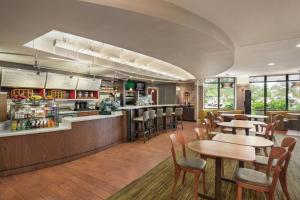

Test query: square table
[188,140,255,200]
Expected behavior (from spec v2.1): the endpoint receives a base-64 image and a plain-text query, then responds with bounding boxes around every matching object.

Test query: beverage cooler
[9,100,59,131]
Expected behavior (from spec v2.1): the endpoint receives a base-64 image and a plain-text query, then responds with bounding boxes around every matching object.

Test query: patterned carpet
[108,134,300,200]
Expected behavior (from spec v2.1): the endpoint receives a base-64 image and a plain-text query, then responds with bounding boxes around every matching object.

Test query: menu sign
[46,73,78,90]
[77,77,101,91]
[1,68,46,88]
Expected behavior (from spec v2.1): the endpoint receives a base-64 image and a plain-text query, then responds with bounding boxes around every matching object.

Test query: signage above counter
[45,72,78,90]
[77,77,101,91]
[1,68,47,88]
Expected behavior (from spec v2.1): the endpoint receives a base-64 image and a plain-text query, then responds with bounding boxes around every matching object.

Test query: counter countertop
[59,110,98,114]
[120,104,180,110]
[0,113,123,137]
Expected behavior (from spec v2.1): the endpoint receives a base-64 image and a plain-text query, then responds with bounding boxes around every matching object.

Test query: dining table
[188,140,256,200]
[212,133,274,148]
[221,113,268,120]
[217,120,254,135]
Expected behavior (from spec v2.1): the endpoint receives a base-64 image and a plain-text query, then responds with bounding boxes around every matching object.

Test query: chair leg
[172,168,181,197]
[280,171,291,200]
[194,172,200,200]
[202,171,206,194]
[182,171,186,184]
[221,159,224,177]
[236,185,242,200]
[263,147,268,156]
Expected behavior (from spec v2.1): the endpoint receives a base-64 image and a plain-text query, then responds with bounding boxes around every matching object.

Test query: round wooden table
[218,120,254,135]
[188,140,255,200]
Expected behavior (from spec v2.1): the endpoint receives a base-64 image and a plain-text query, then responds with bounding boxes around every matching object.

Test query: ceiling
[0,0,300,82]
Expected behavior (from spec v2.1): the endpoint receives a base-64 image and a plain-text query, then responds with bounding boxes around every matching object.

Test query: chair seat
[133,116,143,122]
[235,168,272,187]
[177,157,206,170]
[254,155,277,167]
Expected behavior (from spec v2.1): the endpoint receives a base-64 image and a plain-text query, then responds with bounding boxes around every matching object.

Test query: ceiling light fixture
[267,63,275,66]
[53,39,74,51]
[78,48,100,57]
[296,43,300,48]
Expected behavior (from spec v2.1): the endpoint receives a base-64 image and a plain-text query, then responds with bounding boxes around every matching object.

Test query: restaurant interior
[0,1,300,200]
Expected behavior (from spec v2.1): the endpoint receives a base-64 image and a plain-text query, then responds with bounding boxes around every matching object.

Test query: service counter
[0,113,125,176]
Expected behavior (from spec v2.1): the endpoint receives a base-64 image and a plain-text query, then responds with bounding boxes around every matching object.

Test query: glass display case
[9,100,59,131]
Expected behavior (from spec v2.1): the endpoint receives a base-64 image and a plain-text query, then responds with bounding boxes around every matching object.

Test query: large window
[204,77,235,109]
[250,74,300,113]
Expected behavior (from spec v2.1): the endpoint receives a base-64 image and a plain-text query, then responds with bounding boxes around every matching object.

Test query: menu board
[45,73,78,90]
[1,68,46,88]
[77,77,101,91]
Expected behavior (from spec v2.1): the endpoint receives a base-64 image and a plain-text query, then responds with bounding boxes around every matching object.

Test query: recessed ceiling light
[296,43,300,48]
[268,63,275,66]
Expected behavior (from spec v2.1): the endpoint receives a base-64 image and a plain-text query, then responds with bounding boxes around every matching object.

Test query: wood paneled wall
[0,116,124,176]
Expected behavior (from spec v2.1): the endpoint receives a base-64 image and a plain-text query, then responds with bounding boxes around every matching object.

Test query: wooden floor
[0,122,298,200]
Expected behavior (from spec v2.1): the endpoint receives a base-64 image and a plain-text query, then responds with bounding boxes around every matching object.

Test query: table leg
[215,157,222,200]
[232,127,237,134]
[245,128,249,136]
[239,161,245,168]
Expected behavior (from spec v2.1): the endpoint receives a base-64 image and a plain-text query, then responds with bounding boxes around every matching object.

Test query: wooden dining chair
[254,137,297,200]
[234,114,248,120]
[170,133,206,200]
[203,118,224,139]
[235,147,288,200]
[195,128,225,177]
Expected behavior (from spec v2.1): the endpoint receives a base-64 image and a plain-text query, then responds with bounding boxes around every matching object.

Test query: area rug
[107,155,289,200]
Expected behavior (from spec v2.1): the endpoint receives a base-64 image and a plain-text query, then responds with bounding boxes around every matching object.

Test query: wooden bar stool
[148,109,156,136]
[170,133,206,200]
[133,111,150,143]
[235,147,288,200]
[156,108,164,133]
[165,107,174,130]
[254,137,297,200]
[174,107,183,130]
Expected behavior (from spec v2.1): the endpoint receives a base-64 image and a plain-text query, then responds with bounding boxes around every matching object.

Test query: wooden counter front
[0,115,124,176]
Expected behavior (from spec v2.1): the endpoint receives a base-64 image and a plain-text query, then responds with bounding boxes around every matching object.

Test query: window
[266,75,286,111]
[249,77,264,114]
[204,77,235,109]
[288,74,300,111]
[249,74,300,113]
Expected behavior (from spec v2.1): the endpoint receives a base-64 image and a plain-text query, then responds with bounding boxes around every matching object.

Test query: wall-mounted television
[125,80,136,90]
[136,82,145,91]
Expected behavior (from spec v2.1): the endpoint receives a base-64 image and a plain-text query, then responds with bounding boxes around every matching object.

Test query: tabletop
[221,113,268,119]
[218,120,254,129]
[212,133,274,148]
[188,140,256,162]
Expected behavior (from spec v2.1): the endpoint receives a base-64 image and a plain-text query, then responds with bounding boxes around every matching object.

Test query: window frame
[203,77,236,110]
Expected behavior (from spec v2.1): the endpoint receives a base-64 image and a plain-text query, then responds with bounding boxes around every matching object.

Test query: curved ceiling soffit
[79,0,235,78]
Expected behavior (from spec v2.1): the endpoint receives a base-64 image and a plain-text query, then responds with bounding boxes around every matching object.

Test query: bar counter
[0,113,125,176]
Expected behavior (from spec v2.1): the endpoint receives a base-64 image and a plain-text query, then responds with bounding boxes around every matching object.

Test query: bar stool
[174,107,183,130]
[133,110,150,143]
[165,107,174,130]
[149,109,156,136]
[156,108,164,133]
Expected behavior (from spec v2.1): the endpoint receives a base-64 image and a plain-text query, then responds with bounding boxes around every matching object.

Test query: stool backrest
[175,107,183,116]
[143,111,149,122]
[149,110,156,119]
[157,108,163,118]
[166,107,173,116]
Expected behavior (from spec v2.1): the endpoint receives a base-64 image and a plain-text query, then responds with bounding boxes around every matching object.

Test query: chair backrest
[143,111,149,122]
[170,133,186,166]
[149,110,156,120]
[234,114,248,120]
[263,123,273,139]
[281,137,297,172]
[203,118,212,132]
[138,108,144,116]
[195,128,207,140]
[157,108,163,118]
[175,107,183,116]
[166,107,173,116]
[267,147,287,189]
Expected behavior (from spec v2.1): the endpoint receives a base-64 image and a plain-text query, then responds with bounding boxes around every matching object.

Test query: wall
[176,83,196,105]
[152,83,176,104]
[236,85,249,110]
